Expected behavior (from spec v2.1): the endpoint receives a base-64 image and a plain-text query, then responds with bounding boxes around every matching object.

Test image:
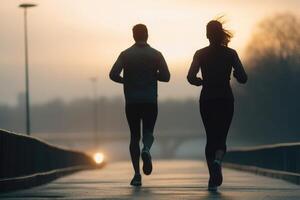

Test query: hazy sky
[0,0,299,105]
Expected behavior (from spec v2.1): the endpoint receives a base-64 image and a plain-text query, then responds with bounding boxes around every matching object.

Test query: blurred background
[0,0,299,161]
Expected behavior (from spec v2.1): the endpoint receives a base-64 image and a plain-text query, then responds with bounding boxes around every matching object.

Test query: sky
[0,0,299,105]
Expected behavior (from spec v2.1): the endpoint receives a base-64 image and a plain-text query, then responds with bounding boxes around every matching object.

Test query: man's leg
[142,103,158,150]
[141,103,158,175]
[125,104,141,176]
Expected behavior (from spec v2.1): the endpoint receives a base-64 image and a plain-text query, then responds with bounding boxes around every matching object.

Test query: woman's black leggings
[200,99,234,163]
[125,103,158,174]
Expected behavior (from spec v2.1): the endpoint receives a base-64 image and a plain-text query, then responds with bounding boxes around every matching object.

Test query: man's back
[110,42,170,103]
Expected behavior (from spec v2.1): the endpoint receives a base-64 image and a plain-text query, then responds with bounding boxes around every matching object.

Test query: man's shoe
[130,174,142,186]
[208,179,218,192]
[211,160,223,186]
[141,148,152,175]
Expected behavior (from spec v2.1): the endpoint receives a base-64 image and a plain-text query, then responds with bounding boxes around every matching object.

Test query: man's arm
[109,53,124,84]
[157,52,170,82]
[232,50,247,84]
[187,51,203,86]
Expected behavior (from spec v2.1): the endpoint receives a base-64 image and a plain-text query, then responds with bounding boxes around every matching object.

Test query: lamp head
[19,3,37,8]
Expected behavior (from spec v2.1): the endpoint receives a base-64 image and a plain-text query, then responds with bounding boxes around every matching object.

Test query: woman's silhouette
[187,20,247,191]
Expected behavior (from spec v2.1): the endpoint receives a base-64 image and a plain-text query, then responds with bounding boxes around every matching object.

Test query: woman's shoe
[211,160,223,186]
[208,179,218,192]
[130,174,142,186]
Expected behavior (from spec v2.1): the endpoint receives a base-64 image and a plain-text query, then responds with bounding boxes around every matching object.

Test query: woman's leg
[200,99,234,188]
[215,100,234,161]
[201,100,234,162]
[200,100,216,177]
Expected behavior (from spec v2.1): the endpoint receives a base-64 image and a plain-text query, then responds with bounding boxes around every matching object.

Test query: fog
[1,1,300,160]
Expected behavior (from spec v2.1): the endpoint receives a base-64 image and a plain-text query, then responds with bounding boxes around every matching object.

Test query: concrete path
[1,160,299,199]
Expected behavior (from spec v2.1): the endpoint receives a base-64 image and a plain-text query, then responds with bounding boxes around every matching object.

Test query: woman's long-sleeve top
[187,45,247,101]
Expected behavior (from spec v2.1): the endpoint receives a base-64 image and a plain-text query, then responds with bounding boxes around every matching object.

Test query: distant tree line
[0,95,203,135]
[233,13,300,143]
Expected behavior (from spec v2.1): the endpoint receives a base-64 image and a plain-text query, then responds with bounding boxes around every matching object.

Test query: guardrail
[0,129,101,192]
[224,142,300,184]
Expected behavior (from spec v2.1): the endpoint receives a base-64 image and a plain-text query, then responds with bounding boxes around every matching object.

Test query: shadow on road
[202,191,234,200]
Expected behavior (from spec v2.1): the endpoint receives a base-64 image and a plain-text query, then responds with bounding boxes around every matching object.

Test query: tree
[246,13,300,68]
[233,13,300,143]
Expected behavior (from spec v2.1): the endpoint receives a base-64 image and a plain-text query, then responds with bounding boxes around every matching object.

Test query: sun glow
[93,152,104,164]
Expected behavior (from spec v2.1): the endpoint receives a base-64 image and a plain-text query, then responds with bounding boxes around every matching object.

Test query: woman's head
[206,20,233,46]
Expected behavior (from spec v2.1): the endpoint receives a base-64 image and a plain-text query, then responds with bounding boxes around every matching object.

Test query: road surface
[1,160,299,199]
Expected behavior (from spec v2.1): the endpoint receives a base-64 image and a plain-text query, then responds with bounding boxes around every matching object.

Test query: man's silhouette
[109,24,170,186]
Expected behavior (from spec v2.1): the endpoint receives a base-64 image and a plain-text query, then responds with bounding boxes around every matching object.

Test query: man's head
[132,24,148,42]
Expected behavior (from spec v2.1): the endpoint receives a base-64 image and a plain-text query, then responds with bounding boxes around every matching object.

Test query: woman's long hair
[206,19,233,46]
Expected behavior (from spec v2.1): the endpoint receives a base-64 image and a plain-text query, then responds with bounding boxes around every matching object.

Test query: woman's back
[199,46,233,87]
[199,45,244,100]
[188,45,247,100]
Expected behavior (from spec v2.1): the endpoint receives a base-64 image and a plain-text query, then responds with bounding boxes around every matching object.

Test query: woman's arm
[187,51,203,86]
[232,50,247,84]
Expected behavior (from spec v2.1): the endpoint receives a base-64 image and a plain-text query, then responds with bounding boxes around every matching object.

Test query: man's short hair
[132,24,148,42]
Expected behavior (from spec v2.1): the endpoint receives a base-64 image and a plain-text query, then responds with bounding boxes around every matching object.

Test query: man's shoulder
[126,44,162,55]
[148,46,163,58]
[121,45,136,54]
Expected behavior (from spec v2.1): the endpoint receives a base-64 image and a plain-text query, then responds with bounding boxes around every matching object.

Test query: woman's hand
[187,76,203,86]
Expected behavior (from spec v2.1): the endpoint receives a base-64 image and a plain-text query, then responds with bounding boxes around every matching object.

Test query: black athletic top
[187,45,247,101]
[110,42,170,103]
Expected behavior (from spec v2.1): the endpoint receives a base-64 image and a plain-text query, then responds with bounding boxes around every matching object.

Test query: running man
[109,24,170,186]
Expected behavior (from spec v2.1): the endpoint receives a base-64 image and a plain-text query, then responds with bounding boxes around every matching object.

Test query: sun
[93,152,104,164]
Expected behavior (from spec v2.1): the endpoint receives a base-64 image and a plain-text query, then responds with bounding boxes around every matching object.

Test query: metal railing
[0,129,95,179]
[225,142,300,174]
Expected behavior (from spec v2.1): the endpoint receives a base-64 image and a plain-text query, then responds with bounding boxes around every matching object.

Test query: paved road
[1,160,299,200]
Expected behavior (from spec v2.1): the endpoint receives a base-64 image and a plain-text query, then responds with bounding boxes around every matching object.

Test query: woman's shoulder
[195,46,210,56]
[224,46,238,55]
[195,46,238,58]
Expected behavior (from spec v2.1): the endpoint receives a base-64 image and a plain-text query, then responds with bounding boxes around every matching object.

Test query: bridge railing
[224,142,300,184]
[0,129,99,191]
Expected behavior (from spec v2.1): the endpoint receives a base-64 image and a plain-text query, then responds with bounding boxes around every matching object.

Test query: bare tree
[246,13,300,68]
[232,13,300,143]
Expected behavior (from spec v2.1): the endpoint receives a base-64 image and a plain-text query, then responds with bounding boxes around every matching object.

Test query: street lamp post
[19,3,37,135]
[90,77,99,147]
